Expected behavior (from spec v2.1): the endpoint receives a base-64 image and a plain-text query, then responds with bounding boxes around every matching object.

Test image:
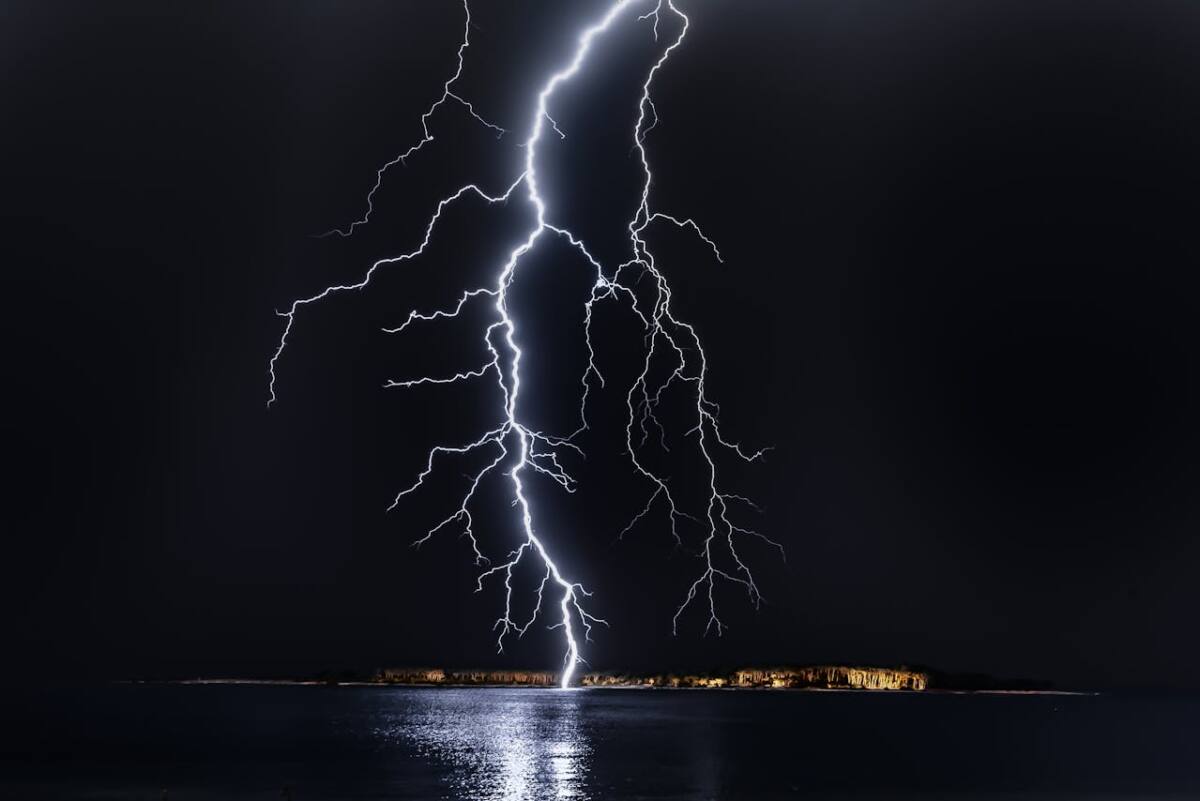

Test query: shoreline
[120,679,1095,696]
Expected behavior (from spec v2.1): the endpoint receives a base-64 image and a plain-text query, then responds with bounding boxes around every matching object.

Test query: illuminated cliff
[376,668,557,687]
[731,666,928,691]
[373,665,928,690]
[583,666,928,690]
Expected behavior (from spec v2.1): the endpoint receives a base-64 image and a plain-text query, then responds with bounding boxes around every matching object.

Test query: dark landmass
[186,664,1054,692]
[921,667,1057,693]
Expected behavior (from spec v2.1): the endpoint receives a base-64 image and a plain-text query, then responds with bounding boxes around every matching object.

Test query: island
[156,665,1057,693]
[373,665,931,690]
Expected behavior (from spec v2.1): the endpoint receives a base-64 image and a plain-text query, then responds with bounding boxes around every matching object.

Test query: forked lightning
[268,0,781,688]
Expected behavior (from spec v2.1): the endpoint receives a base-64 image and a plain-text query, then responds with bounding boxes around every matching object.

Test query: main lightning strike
[269,0,780,687]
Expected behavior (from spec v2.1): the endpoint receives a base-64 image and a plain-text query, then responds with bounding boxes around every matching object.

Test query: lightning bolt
[268,0,781,688]
[318,0,505,239]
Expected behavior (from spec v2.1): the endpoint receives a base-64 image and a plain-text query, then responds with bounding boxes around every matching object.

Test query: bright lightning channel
[268,0,781,689]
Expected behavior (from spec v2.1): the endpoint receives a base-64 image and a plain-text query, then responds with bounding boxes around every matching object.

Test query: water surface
[2,685,1197,799]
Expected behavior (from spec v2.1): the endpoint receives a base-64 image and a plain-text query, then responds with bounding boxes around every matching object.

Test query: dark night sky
[4,0,1200,689]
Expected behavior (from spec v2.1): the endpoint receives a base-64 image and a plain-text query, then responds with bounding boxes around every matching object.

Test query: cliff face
[582,666,928,690]
[580,673,728,688]
[376,669,557,687]
[378,668,447,684]
[449,670,557,687]
[732,666,928,691]
[373,665,929,690]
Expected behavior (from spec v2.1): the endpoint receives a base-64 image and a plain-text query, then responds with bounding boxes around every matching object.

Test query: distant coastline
[137,664,1082,694]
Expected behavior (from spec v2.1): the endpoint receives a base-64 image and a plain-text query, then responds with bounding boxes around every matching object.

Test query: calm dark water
[1,685,1197,799]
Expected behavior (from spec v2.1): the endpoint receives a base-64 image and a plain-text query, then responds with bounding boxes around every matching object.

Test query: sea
[2,684,1197,799]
